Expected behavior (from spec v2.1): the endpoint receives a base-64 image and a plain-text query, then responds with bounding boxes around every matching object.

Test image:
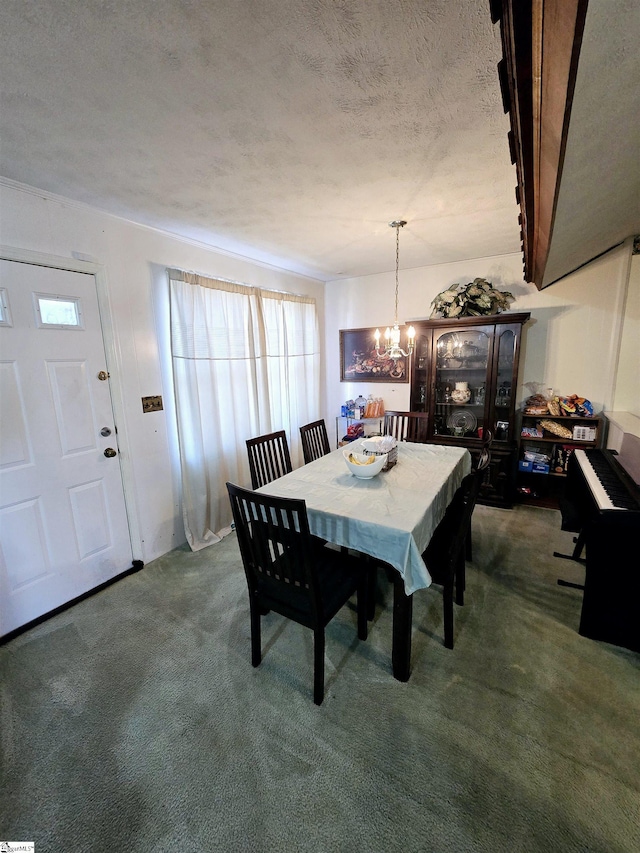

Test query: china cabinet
[408,312,530,507]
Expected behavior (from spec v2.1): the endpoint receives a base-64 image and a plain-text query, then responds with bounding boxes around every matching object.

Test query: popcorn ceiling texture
[0,0,520,279]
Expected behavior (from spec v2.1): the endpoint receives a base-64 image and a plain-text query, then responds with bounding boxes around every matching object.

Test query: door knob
[104,448,117,458]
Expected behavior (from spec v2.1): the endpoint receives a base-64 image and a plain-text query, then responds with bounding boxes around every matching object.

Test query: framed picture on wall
[339,327,409,382]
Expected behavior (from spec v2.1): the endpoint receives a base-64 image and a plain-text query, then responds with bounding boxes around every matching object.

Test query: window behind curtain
[169,270,320,550]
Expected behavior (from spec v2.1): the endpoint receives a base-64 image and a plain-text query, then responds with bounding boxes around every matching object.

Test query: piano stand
[554,531,586,589]
[557,578,585,590]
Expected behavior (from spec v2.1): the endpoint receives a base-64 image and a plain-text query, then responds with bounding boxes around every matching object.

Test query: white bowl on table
[343,448,388,479]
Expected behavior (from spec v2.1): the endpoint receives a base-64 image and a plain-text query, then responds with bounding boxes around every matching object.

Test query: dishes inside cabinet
[447,410,477,435]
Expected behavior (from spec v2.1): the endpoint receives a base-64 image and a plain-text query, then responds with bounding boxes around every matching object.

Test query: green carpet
[1,505,638,852]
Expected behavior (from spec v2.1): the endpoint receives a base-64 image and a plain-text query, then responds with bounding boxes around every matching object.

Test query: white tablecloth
[257,440,472,594]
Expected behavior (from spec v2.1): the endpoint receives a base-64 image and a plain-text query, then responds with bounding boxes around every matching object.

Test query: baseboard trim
[0,560,145,645]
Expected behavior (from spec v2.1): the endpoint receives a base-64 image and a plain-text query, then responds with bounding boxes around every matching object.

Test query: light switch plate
[142,395,163,413]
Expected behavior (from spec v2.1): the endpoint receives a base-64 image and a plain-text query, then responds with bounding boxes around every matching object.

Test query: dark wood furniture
[300,419,331,464]
[246,430,292,489]
[491,0,589,288]
[408,312,530,507]
[383,411,429,443]
[226,482,369,704]
[558,444,640,652]
[517,412,602,508]
[421,443,491,648]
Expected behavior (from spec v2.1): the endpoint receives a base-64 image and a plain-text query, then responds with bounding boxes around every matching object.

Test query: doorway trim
[0,244,142,561]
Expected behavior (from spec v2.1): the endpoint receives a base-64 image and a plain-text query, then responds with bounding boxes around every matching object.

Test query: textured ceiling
[0,0,521,280]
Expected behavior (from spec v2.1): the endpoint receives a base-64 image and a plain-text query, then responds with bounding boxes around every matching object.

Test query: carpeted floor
[1,504,638,852]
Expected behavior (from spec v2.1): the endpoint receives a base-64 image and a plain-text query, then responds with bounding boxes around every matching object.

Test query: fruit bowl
[343,448,388,479]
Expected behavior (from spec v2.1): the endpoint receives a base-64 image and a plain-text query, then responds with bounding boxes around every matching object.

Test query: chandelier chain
[374,219,413,361]
[394,224,400,324]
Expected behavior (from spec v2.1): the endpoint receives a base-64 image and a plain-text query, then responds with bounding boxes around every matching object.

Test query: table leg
[392,578,413,681]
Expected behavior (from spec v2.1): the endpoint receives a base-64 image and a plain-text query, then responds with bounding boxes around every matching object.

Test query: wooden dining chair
[246,430,292,489]
[383,411,429,443]
[226,482,368,705]
[466,428,493,561]
[421,443,491,648]
[299,419,331,465]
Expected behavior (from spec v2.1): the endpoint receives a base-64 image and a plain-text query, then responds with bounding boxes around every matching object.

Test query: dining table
[256,438,472,681]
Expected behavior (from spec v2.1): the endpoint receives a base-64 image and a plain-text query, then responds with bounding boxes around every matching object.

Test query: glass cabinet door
[433,328,490,439]
[411,331,430,412]
[493,327,516,443]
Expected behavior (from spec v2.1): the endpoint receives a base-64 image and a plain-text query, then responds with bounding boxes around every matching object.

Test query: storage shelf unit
[516,412,603,506]
[335,416,383,448]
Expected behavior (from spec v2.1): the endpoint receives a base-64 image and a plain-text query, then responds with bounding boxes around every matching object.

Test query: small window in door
[33,293,84,330]
[0,288,12,326]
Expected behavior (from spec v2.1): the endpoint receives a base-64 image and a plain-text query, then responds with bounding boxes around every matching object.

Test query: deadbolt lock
[104,448,117,458]
[100,427,112,437]
[98,370,110,381]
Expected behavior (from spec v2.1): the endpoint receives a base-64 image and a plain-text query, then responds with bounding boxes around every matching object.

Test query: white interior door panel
[0,260,133,636]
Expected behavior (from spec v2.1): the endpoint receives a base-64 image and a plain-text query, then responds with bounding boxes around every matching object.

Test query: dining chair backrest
[226,481,368,704]
[422,441,492,649]
[246,430,292,489]
[300,419,331,465]
[228,482,320,619]
[383,411,429,443]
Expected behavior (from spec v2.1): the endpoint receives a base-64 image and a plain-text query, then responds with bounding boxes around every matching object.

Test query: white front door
[0,259,133,636]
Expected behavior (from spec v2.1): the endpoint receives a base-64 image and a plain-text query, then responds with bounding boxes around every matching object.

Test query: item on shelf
[517,486,536,497]
[552,445,577,474]
[538,419,573,439]
[451,381,471,404]
[495,382,511,407]
[495,420,509,441]
[447,409,477,435]
[572,425,597,441]
[346,422,365,439]
[521,426,544,438]
[523,390,550,415]
[475,384,486,405]
[519,458,550,474]
[364,394,374,417]
[524,450,550,464]
[547,398,561,417]
[559,395,594,417]
[362,395,384,418]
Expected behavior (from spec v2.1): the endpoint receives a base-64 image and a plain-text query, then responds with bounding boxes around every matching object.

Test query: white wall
[2,178,634,564]
[0,180,325,562]
[613,251,640,415]
[324,242,633,424]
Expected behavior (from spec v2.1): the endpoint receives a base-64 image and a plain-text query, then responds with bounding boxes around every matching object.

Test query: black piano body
[562,439,640,653]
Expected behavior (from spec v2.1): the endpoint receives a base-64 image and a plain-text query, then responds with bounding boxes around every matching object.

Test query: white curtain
[169,270,320,550]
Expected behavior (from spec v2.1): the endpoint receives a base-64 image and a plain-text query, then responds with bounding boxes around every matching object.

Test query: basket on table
[362,436,398,471]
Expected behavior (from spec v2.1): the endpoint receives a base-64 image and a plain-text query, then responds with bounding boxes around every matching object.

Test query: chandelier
[374,220,415,360]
